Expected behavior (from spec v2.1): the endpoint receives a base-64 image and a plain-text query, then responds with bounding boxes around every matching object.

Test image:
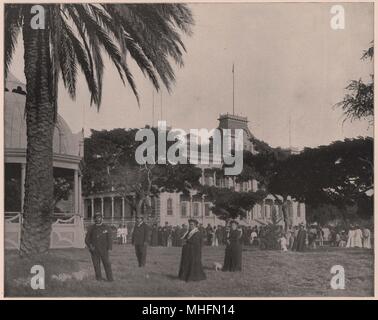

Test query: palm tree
[5,3,194,256]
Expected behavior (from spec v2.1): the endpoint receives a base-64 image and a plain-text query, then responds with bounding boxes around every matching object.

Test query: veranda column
[262,200,266,220]
[100,197,104,217]
[189,194,193,218]
[74,169,79,214]
[300,203,306,224]
[275,204,280,220]
[20,163,26,213]
[91,198,94,222]
[111,196,114,222]
[121,197,125,221]
[78,174,83,216]
[201,195,205,225]
[213,171,216,186]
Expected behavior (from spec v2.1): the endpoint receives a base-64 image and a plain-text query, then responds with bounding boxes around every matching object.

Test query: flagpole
[289,113,292,149]
[152,89,155,126]
[232,63,235,115]
[160,91,163,121]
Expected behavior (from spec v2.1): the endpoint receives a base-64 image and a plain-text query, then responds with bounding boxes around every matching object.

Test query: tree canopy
[83,127,202,216]
[245,137,373,222]
[336,44,373,125]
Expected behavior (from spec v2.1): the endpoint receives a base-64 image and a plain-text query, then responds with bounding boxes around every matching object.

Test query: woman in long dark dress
[150,224,159,246]
[178,219,206,282]
[222,221,243,272]
[157,227,163,246]
[296,224,307,252]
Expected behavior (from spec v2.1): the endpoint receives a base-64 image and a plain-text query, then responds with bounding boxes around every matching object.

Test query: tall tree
[5,4,194,255]
[200,185,267,221]
[242,147,293,231]
[250,138,373,224]
[336,44,374,125]
[197,160,267,222]
[83,128,202,218]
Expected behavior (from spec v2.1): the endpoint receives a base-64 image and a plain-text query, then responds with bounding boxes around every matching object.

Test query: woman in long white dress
[353,226,363,248]
[362,228,371,249]
[346,226,355,248]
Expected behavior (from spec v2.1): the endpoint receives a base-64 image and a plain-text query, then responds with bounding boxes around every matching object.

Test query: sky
[8,2,374,149]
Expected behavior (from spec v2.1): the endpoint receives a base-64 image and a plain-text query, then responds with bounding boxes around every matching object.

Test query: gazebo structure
[4,74,85,249]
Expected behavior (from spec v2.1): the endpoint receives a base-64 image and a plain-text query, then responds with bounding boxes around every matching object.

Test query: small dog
[213,262,222,271]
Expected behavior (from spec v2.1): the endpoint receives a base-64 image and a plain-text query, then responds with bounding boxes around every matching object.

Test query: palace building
[83,113,306,228]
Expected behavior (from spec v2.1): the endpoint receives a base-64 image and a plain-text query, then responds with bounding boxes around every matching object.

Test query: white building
[83,113,306,228]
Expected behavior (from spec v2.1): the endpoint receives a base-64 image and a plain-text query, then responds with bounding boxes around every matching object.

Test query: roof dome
[5,74,82,157]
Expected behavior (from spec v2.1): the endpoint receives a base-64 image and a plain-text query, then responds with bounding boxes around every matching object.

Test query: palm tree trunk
[20,7,55,256]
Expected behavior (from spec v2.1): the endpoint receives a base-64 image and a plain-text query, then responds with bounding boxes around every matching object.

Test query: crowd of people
[113,221,270,248]
[327,224,372,249]
[277,223,373,252]
[112,221,373,251]
[86,215,373,282]
[113,222,233,247]
[86,214,246,282]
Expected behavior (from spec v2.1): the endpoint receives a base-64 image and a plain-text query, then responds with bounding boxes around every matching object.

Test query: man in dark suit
[85,213,113,281]
[162,222,169,247]
[131,216,150,267]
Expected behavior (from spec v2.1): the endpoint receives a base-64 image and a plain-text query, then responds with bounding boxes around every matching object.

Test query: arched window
[204,203,211,217]
[167,198,173,216]
[297,203,301,218]
[193,202,200,217]
[181,202,188,217]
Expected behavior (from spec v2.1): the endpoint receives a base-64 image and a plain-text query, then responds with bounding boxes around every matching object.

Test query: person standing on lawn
[178,219,206,282]
[353,225,363,248]
[85,213,114,282]
[216,225,224,245]
[212,226,218,246]
[173,225,182,247]
[296,224,307,252]
[179,224,188,246]
[222,220,243,272]
[362,227,371,249]
[150,223,159,247]
[346,225,356,248]
[131,216,150,267]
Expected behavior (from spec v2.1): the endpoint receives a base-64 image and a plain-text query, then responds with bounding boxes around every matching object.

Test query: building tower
[217,113,255,153]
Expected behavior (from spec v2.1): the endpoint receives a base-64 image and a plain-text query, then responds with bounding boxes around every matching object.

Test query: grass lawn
[4,245,374,297]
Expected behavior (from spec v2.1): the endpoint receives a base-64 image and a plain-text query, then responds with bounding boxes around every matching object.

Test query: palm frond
[4,4,23,77]
[70,4,141,105]
[103,4,192,92]
[5,3,194,108]
[58,16,78,100]
[89,4,160,91]
[62,19,100,106]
